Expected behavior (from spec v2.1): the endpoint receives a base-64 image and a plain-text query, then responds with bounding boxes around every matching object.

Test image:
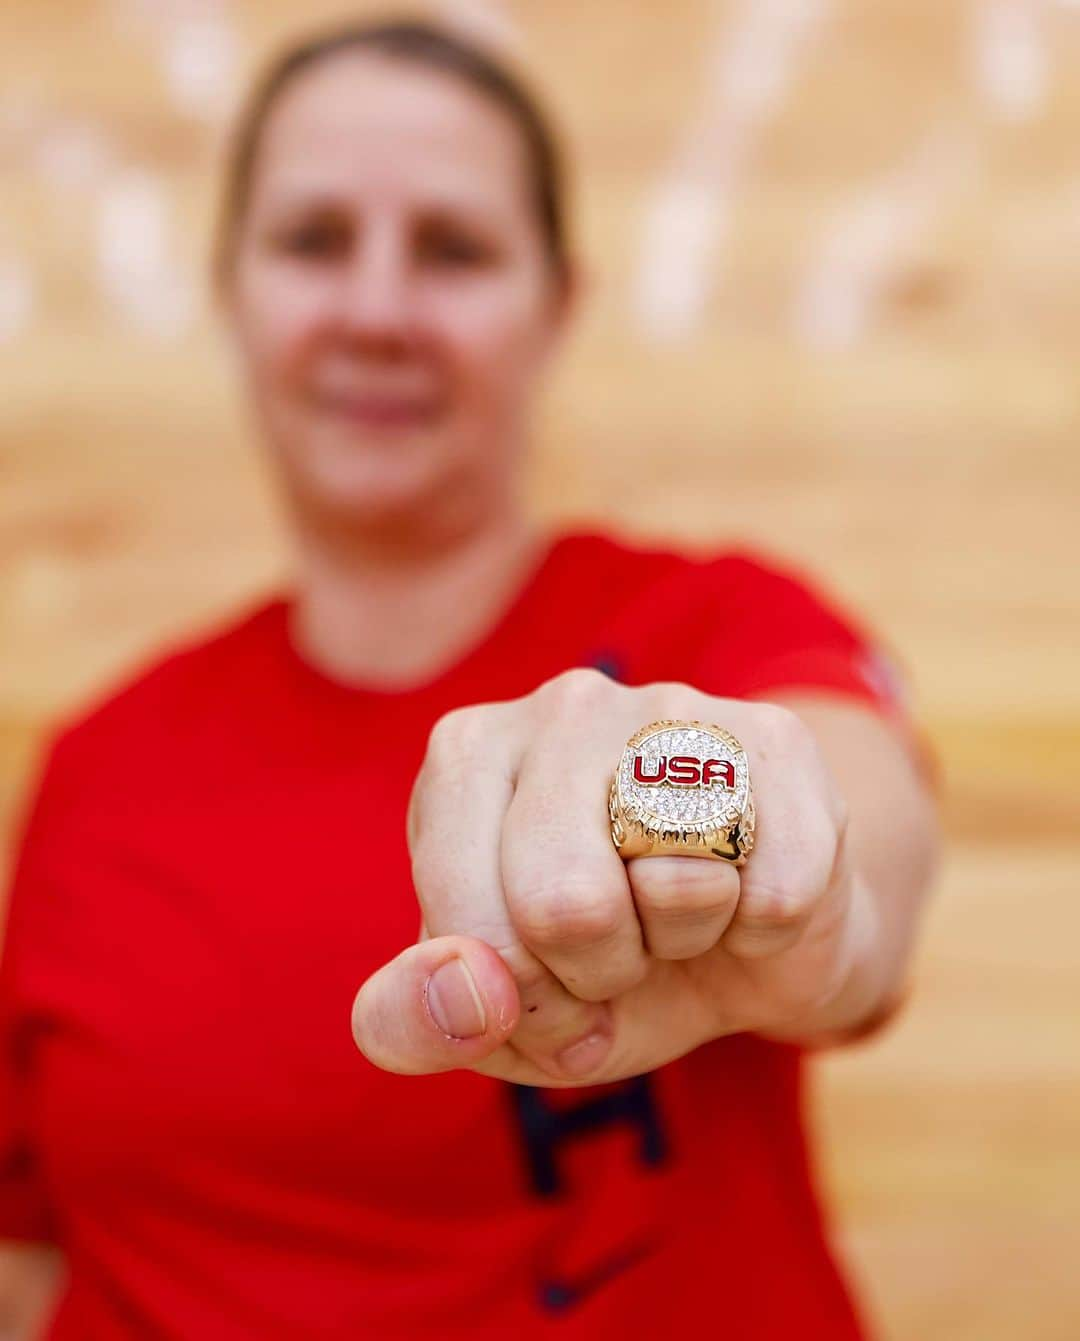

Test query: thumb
[351,934,521,1075]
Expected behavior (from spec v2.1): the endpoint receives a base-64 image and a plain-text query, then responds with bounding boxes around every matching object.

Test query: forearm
[749,692,943,1046]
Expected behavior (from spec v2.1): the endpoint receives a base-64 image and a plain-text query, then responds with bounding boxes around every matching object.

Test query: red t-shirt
[1,527,937,1340]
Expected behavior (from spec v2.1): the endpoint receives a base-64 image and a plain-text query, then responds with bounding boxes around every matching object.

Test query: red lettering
[631,754,737,789]
[666,755,701,785]
[701,758,736,789]
[632,756,666,784]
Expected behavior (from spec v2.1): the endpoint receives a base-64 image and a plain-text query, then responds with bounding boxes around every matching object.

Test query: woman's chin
[273,424,489,540]
[294,461,457,537]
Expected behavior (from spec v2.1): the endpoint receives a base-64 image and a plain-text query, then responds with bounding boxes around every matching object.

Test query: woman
[0,17,941,1340]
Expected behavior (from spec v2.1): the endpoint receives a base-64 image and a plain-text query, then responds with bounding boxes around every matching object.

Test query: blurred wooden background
[2,1,1078,1336]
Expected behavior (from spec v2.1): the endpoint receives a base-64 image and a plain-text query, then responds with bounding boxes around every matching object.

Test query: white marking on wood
[633,0,830,342]
[433,0,524,57]
[102,0,240,121]
[972,0,1049,122]
[162,11,240,120]
[96,169,194,337]
[792,124,980,349]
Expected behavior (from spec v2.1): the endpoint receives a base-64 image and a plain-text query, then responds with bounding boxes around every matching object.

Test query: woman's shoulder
[558,522,831,596]
[38,592,288,782]
[558,524,902,708]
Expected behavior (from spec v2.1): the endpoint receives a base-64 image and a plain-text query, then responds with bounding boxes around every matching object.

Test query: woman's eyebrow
[257,189,502,232]
[258,188,349,217]
[415,199,499,227]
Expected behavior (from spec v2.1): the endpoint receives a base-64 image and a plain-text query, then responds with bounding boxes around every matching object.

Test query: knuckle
[539,666,614,713]
[426,704,486,761]
[738,879,816,932]
[512,876,624,948]
[737,807,836,932]
[646,679,701,719]
[757,700,806,745]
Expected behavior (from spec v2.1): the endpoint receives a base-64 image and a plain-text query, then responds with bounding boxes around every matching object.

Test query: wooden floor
[2,2,1078,1336]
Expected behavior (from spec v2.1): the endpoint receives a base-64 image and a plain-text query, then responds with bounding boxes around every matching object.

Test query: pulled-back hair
[212,15,571,291]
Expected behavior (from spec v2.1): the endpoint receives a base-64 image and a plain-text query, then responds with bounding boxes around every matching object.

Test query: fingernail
[556,1031,611,1078]
[426,958,486,1039]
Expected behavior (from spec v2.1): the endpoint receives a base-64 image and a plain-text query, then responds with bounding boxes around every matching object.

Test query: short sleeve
[0,741,63,1243]
[695,548,941,794]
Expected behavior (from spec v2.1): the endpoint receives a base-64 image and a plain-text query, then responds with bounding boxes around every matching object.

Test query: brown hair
[212,14,571,292]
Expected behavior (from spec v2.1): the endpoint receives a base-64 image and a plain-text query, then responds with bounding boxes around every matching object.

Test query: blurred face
[224,51,573,538]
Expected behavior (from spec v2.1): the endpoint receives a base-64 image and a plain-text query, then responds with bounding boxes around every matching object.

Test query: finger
[351,934,519,1074]
[501,671,648,1003]
[720,705,840,960]
[624,855,741,959]
[410,705,612,1079]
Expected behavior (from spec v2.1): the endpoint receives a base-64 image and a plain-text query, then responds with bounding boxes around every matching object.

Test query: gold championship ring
[609,719,756,865]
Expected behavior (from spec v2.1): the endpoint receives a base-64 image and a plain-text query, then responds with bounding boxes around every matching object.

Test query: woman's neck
[288,508,551,690]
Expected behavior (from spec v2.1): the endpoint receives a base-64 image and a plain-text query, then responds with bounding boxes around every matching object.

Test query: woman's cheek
[439,294,546,405]
[239,266,329,374]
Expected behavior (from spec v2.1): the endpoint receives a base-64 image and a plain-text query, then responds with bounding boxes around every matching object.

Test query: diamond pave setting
[609,718,755,863]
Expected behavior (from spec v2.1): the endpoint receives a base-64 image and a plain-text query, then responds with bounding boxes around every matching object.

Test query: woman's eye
[418,232,493,267]
[274,223,349,259]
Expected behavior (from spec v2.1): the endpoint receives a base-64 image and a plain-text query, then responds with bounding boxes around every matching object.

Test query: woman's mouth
[315,391,441,430]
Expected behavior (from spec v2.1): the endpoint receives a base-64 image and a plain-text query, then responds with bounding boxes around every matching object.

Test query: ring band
[609,718,756,865]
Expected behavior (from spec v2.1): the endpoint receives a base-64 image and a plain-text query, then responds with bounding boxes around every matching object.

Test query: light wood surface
[2,2,1078,1336]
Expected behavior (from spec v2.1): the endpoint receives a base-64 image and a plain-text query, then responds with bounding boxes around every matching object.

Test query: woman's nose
[336,230,414,343]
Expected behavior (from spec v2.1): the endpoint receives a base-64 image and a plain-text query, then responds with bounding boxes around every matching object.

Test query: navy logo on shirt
[504,1076,671,1310]
[505,1074,670,1199]
[507,645,670,1313]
